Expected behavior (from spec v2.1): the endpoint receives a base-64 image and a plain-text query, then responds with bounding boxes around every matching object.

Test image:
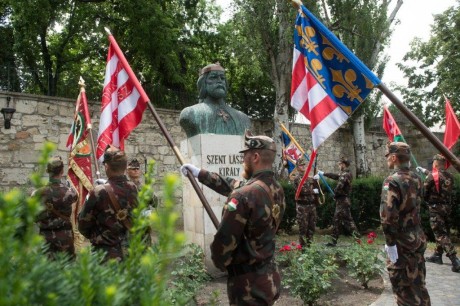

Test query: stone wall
[0,92,444,224]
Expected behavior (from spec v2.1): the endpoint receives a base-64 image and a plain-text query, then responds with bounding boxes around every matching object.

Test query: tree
[397,1,460,128]
[1,0,223,104]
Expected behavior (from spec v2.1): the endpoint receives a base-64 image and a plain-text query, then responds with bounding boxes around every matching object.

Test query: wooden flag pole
[378,83,460,173]
[78,77,101,180]
[145,101,220,229]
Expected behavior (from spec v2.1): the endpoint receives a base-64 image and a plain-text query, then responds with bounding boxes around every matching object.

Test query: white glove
[318,170,324,176]
[313,174,320,180]
[141,209,153,217]
[313,188,319,194]
[95,178,107,185]
[385,244,398,263]
[416,166,427,174]
[180,164,200,178]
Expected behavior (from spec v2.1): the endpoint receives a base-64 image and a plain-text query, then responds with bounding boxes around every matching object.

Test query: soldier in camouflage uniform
[78,146,138,261]
[380,142,431,306]
[181,131,286,306]
[126,158,142,189]
[292,156,320,247]
[33,156,78,259]
[317,157,358,246]
[417,154,460,273]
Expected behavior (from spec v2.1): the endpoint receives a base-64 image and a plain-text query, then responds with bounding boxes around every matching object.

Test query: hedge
[279,174,460,241]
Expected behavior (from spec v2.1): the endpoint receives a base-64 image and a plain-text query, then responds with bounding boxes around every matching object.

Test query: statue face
[205,71,227,99]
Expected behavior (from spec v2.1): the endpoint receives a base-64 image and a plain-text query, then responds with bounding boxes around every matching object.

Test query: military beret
[103,145,127,166]
[297,156,307,166]
[199,62,225,76]
[339,156,350,166]
[47,156,64,173]
[385,141,411,157]
[239,130,276,153]
[433,154,446,161]
[127,158,140,169]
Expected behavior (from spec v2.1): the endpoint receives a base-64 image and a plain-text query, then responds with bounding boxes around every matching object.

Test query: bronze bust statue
[179,63,251,138]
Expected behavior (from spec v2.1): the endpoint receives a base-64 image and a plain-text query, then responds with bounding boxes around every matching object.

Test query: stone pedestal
[180,134,244,276]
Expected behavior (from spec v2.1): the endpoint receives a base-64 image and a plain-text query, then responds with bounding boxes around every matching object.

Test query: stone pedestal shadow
[181,134,244,277]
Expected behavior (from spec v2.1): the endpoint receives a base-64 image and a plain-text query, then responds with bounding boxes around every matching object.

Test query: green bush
[0,142,209,305]
[339,232,385,289]
[279,180,297,233]
[277,243,338,306]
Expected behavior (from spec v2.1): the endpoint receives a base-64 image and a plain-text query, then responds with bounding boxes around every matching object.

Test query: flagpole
[78,77,101,179]
[378,83,460,173]
[104,28,219,229]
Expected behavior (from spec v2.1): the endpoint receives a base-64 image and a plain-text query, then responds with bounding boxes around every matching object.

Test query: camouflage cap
[47,156,64,173]
[239,130,276,153]
[339,156,350,166]
[199,62,225,76]
[103,145,127,166]
[433,154,446,161]
[127,158,140,169]
[385,141,411,157]
[297,156,307,166]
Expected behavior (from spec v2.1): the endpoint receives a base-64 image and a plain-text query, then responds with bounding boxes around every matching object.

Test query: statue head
[197,63,227,100]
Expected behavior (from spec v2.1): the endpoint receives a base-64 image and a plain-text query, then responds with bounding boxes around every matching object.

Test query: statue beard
[242,161,253,180]
[208,87,226,99]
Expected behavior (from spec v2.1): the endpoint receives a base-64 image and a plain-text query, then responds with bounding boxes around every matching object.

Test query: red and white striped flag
[96,33,148,161]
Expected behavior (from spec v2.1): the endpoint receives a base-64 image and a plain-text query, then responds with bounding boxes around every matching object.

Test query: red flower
[284,245,292,251]
[291,241,297,246]
[296,244,302,250]
[367,239,374,244]
[367,232,377,239]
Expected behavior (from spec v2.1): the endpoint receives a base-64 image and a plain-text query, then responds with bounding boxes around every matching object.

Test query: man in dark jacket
[33,156,78,259]
[79,146,138,261]
[181,131,286,305]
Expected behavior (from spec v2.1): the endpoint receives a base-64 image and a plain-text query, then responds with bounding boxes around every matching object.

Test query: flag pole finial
[289,0,302,9]
[104,27,112,36]
[78,76,85,88]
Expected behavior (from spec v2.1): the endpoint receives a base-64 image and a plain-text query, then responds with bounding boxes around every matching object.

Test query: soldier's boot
[425,252,443,264]
[448,255,460,272]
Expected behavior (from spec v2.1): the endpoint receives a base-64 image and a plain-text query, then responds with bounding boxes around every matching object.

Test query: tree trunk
[272,0,292,176]
[353,114,370,177]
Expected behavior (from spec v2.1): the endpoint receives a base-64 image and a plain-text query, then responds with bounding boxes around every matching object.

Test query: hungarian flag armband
[226,198,239,212]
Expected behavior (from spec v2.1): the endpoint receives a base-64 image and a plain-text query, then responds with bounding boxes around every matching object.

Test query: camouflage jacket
[34,178,78,231]
[423,169,454,204]
[78,175,138,247]
[324,169,352,198]
[380,165,426,253]
[293,175,320,205]
[199,169,286,271]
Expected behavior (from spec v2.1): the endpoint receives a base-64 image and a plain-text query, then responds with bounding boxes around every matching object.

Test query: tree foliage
[397,1,460,127]
[0,0,223,106]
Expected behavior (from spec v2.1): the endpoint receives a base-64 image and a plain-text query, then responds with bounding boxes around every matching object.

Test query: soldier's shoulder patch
[383,182,390,191]
[227,198,239,212]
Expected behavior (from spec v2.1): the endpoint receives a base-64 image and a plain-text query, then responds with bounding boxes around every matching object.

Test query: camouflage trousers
[428,204,456,257]
[40,228,75,259]
[227,263,280,305]
[296,203,317,247]
[387,252,431,306]
[331,197,358,240]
